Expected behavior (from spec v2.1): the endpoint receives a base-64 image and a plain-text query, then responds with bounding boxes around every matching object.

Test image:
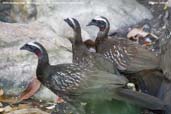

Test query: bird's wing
[71,70,128,101]
[50,64,85,94]
[99,38,160,72]
[92,53,119,74]
[50,65,127,99]
[126,41,160,72]
[83,70,128,89]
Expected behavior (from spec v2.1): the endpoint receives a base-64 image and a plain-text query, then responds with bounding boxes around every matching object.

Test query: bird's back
[43,64,127,101]
[97,37,160,72]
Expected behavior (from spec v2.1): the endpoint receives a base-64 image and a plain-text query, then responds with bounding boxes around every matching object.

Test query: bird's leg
[17,77,41,101]
[56,96,64,103]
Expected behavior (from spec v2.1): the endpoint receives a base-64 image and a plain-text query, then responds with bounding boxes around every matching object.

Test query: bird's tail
[113,88,166,110]
[157,80,171,114]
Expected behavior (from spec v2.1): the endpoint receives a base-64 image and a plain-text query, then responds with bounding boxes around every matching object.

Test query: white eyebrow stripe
[27,42,42,52]
[94,16,107,23]
[68,18,76,28]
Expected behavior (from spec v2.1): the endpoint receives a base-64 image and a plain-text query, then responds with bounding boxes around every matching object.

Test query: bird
[20,41,166,114]
[17,17,112,103]
[87,16,160,73]
[63,17,167,113]
[86,16,169,114]
[64,17,118,74]
[86,16,163,97]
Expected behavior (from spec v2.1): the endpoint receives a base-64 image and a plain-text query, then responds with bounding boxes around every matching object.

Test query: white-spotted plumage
[104,46,128,70]
[27,42,43,52]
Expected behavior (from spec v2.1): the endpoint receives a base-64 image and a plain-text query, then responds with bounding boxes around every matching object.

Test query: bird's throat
[35,50,42,58]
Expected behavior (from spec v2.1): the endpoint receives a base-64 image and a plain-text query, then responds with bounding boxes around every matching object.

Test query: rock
[36,0,153,40]
[4,106,12,112]
[160,37,171,80]
[0,108,4,112]
[0,0,37,23]
[0,102,3,107]
[10,0,37,23]
[1,0,152,39]
[159,33,171,114]
[0,0,14,23]
[6,108,49,114]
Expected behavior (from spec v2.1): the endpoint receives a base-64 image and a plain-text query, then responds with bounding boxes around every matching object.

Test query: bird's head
[87,16,110,32]
[20,42,44,58]
[64,17,82,44]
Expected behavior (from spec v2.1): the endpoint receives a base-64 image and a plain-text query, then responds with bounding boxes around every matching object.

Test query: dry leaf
[127,28,149,38]
[18,77,41,101]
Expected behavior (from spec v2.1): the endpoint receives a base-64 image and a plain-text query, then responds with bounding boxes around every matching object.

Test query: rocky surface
[0,0,153,101]
[36,0,153,40]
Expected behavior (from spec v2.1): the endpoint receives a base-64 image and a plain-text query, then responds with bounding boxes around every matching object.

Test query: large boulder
[36,0,153,40]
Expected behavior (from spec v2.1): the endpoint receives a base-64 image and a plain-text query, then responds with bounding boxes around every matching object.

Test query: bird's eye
[98,21,102,25]
[92,19,96,22]
[26,44,33,49]
[30,46,34,50]
[26,44,29,47]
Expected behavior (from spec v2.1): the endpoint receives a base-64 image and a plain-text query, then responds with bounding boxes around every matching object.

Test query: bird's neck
[36,52,49,78]
[72,41,95,69]
[74,28,83,44]
[95,31,109,51]
[96,25,110,44]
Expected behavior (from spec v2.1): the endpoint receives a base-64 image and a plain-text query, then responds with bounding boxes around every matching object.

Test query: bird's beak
[20,44,26,50]
[64,18,74,29]
[87,21,95,26]
[64,18,70,24]
[20,44,29,51]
